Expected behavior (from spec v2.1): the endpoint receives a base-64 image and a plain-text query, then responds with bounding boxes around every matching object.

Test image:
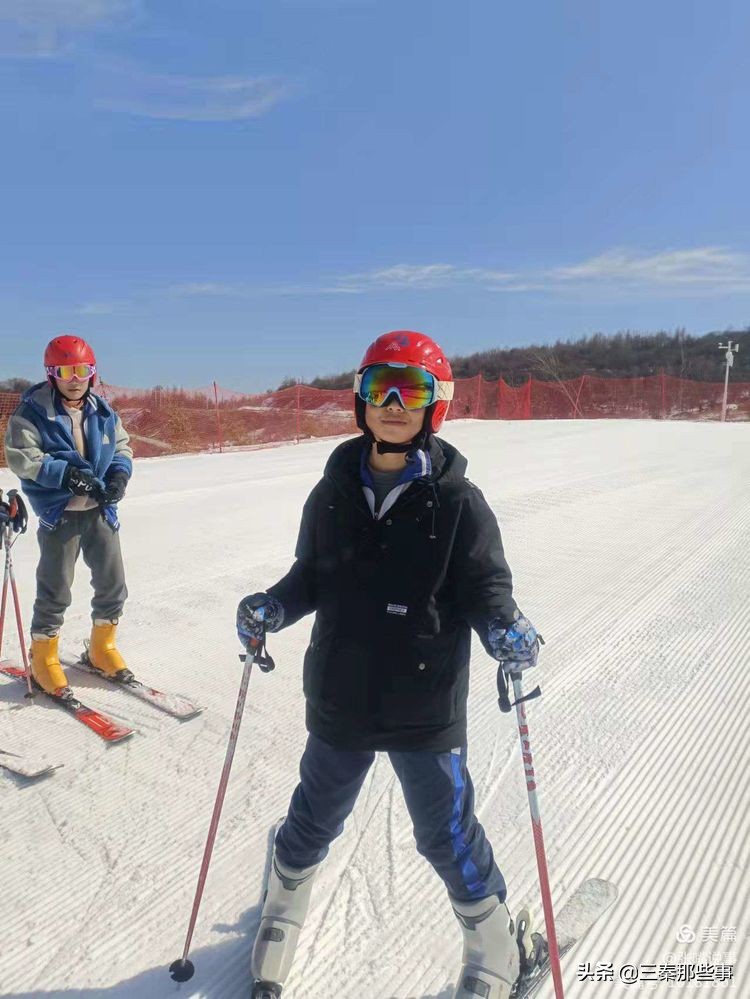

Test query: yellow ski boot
[88,620,132,681]
[30,634,70,695]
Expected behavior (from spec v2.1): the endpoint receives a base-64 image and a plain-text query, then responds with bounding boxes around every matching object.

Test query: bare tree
[529,349,582,417]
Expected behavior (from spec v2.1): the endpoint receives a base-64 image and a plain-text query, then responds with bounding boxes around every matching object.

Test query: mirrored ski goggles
[355,363,453,410]
[46,363,96,381]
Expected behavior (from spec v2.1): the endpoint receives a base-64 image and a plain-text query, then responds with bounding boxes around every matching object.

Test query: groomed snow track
[0,419,746,998]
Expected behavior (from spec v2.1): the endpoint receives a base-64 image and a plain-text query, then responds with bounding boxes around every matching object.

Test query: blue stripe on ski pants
[275,733,506,903]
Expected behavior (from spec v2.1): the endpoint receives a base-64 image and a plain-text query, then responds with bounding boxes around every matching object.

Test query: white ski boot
[251,854,320,997]
[451,895,540,999]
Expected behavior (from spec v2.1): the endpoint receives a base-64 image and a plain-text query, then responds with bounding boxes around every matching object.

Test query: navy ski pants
[275,733,506,903]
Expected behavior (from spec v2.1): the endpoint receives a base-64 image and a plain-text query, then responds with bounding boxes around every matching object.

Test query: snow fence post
[296,380,301,444]
[213,381,223,454]
[660,369,667,420]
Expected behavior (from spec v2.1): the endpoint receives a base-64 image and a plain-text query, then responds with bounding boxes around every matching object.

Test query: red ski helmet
[44,335,97,385]
[354,330,453,435]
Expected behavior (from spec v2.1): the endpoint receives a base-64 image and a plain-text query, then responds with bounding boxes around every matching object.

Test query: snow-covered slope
[0,419,747,998]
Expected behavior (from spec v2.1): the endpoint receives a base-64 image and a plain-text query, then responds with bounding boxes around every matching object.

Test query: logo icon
[385,333,411,352]
[676,925,696,944]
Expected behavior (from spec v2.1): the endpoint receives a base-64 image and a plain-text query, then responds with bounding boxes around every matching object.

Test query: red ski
[0,661,134,743]
[66,654,202,720]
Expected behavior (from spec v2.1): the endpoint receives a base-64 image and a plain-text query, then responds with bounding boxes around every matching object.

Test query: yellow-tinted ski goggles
[47,363,96,381]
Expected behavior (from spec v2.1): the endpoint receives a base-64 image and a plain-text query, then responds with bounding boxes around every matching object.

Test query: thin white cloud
[96,65,295,121]
[0,0,136,57]
[72,246,750,315]
[165,282,240,297]
[279,0,374,6]
[326,262,546,294]
[329,247,750,297]
[332,263,518,292]
[549,247,750,291]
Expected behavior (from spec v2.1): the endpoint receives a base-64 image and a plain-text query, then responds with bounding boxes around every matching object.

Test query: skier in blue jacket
[4,335,133,695]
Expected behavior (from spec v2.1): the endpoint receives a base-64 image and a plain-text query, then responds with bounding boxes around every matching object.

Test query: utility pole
[718,340,739,422]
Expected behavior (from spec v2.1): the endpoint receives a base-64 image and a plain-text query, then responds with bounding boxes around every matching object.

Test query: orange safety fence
[95,383,358,458]
[0,392,19,469]
[1,373,748,466]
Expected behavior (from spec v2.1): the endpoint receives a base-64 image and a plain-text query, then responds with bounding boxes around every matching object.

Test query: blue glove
[487,611,542,674]
[236,593,284,651]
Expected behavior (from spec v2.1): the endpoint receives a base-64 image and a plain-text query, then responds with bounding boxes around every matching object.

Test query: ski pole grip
[7,490,28,534]
[241,634,276,674]
[496,666,512,713]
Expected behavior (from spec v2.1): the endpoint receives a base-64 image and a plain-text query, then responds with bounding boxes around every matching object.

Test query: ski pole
[0,489,9,656]
[0,538,9,658]
[169,635,275,984]
[0,491,32,698]
[498,668,564,998]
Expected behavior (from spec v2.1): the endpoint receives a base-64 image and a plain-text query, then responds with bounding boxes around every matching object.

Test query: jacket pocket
[302,621,335,704]
[379,631,464,729]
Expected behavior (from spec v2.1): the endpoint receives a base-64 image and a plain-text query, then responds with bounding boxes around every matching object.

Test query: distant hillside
[0,378,32,392]
[284,328,749,390]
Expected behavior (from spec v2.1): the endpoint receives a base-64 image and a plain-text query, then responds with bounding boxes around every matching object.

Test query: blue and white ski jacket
[359,445,432,519]
[4,382,133,531]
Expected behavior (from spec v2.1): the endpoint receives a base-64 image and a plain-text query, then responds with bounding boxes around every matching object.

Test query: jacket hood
[323,434,468,491]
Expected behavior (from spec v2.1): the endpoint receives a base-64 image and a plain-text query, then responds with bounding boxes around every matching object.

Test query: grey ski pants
[31,508,128,635]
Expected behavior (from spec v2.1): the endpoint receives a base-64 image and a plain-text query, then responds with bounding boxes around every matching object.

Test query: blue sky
[1,0,749,391]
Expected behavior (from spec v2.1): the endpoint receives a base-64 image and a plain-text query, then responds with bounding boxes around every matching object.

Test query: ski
[65,654,202,720]
[512,878,619,998]
[250,817,289,999]
[0,661,134,743]
[0,747,63,779]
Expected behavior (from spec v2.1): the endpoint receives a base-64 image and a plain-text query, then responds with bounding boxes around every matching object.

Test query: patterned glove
[63,465,104,500]
[487,611,542,674]
[236,593,284,651]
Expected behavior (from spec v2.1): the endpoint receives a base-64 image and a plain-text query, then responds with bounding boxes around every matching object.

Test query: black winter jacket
[267,435,518,751]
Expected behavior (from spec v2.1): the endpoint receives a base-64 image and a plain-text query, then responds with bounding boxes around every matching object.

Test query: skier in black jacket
[238,331,541,999]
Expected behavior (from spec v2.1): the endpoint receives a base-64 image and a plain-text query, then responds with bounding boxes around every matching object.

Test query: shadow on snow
[1,904,453,999]
[2,816,454,999]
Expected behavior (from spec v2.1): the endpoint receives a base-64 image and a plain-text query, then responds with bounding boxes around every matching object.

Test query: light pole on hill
[718,340,739,422]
